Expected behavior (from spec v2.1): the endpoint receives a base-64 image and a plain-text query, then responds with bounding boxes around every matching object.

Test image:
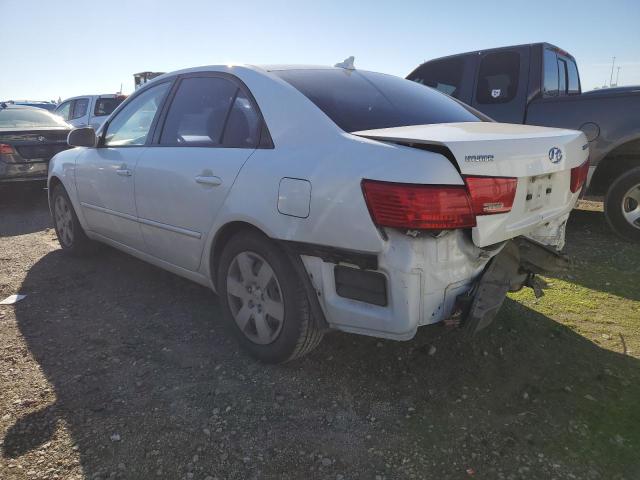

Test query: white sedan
[48,63,589,362]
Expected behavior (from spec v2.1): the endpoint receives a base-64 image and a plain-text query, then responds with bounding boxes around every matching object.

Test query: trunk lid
[353,122,589,247]
[0,127,70,162]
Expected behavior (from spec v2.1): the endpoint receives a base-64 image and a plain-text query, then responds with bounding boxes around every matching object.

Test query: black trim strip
[282,240,378,270]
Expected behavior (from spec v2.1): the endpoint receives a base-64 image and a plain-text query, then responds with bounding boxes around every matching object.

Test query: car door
[134,73,263,271]
[75,81,172,250]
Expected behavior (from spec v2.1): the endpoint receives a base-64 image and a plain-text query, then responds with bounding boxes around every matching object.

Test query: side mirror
[67,127,97,148]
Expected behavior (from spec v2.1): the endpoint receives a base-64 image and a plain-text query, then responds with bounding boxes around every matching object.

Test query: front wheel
[604,167,640,242]
[51,184,97,255]
[216,230,323,363]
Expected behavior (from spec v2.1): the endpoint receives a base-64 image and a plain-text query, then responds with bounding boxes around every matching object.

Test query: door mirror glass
[68,126,97,147]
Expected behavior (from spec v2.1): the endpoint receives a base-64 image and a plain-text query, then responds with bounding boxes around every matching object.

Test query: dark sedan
[0,104,72,183]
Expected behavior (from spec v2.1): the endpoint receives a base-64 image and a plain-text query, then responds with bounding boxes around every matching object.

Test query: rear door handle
[195,175,222,186]
[116,169,132,177]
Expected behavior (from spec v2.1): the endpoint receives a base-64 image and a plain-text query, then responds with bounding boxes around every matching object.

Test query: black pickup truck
[407,43,640,241]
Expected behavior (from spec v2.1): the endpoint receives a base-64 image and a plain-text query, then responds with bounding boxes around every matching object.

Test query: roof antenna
[334,56,355,70]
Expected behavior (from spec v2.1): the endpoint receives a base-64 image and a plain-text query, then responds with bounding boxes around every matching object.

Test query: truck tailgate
[352,122,589,247]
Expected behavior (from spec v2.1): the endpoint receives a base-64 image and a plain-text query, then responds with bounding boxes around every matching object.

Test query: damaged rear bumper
[460,237,569,335]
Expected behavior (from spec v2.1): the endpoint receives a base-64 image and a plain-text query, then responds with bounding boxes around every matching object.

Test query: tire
[216,230,324,363]
[604,167,640,242]
[50,184,97,255]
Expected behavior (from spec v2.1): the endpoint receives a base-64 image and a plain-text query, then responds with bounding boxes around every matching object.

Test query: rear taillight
[0,143,16,155]
[465,176,517,215]
[362,176,517,231]
[361,180,476,229]
[570,160,589,193]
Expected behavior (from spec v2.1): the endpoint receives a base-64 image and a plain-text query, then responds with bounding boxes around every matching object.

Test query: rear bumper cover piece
[461,237,569,334]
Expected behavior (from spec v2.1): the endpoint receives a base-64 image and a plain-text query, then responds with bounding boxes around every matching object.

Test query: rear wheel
[51,184,96,255]
[217,230,323,363]
[604,167,640,242]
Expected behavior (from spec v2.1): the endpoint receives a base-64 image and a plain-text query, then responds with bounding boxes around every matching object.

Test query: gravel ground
[1,185,638,480]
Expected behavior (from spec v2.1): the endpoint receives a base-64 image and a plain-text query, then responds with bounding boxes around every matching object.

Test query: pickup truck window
[94,97,125,117]
[566,58,580,94]
[275,69,481,133]
[475,52,520,104]
[543,49,559,97]
[71,98,89,120]
[406,58,464,98]
[558,58,567,94]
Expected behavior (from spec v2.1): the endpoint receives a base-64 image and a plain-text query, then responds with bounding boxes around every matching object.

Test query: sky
[1,0,639,101]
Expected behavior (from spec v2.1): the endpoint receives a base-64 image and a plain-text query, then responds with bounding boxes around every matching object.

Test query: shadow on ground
[4,234,640,478]
[562,209,640,301]
[0,183,51,237]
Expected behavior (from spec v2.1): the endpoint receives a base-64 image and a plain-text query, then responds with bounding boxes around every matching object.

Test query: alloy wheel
[226,251,285,345]
[54,194,74,246]
[622,183,640,230]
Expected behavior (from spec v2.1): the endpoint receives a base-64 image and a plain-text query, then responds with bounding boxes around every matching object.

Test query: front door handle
[116,169,132,177]
[195,175,222,186]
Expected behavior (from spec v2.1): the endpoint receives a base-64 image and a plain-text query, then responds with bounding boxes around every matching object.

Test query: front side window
[274,69,480,133]
[104,82,170,146]
[543,49,559,97]
[407,58,465,98]
[55,101,72,120]
[71,98,89,119]
[160,76,237,146]
[475,52,520,104]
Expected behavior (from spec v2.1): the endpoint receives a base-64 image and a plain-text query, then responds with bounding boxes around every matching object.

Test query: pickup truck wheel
[604,167,640,242]
[51,184,96,255]
[217,231,323,363]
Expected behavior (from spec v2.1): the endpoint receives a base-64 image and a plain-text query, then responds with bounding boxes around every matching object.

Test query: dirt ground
[1,185,639,480]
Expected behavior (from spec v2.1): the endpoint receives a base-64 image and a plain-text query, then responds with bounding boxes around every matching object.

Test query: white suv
[54,94,126,130]
[48,64,589,363]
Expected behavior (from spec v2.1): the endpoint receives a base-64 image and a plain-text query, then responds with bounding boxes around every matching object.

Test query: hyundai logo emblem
[548,147,563,164]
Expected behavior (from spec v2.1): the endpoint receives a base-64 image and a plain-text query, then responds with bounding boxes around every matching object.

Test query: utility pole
[615,66,621,86]
[609,56,616,87]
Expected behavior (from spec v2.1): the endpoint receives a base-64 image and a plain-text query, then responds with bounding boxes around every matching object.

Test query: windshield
[273,69,482,132]
[0,108,69,128]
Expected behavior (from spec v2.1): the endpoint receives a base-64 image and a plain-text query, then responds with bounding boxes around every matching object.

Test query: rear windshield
[273,69,482,132]
[0,108,69,128]
[94,96,126,116]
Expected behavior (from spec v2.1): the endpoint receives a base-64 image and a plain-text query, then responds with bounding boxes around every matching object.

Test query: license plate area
[525,174,554,212]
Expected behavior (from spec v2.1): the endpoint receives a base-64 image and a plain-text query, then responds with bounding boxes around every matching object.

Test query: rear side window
[407,58,465,98]
[71,98,89,119]
[160,77,238,146]
[222,91,261,148]
[558,58,567,94]
[566,58,580,95]
[94,97,125,117]
[274,69,480,133]
[475,52,520,104]
[543,49,559,97]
